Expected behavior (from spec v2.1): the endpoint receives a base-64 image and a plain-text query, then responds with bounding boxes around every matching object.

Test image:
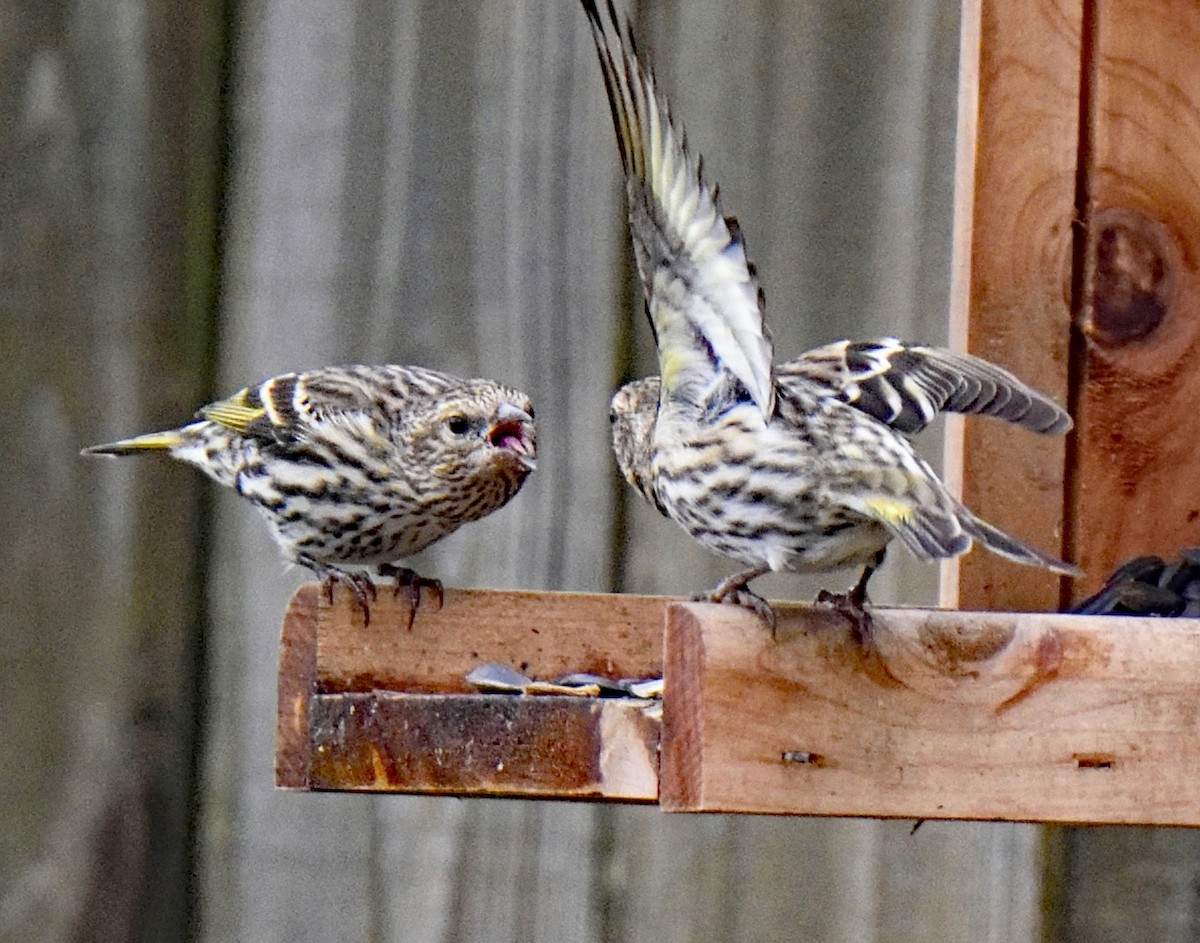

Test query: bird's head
[411,382,537,490]
[609,376,663,512]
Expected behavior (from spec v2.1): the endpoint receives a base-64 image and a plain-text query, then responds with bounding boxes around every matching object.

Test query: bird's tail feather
[81,430,183,457]
[960,509,1082,577]
[867,493,1081,578]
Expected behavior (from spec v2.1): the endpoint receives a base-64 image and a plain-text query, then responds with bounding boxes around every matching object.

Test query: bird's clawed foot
[814,552,883,646]
[699,567,776,634]
[815,587,875,647]
[311,564,378,626]
[722,586,777,634]
[379,564,444,631]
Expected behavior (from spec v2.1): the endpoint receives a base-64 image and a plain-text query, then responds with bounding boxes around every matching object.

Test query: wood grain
[1069,0,1200,592]
[662,601,1200,825]
[290,586,1200,825]
[945,0,1082,611]
[1,0,222,936]
[316,586,667,692]
[1046,3,1200,935]
[275,585,320,788]
[307,693,659,800]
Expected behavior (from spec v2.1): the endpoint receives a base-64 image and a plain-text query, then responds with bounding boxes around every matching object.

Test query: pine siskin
[83,364,536,626]
[583,0,1080,626]
[612,338,1073,515]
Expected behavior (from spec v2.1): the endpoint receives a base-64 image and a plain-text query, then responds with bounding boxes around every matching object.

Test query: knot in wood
[1087,207,1174,346]
[917,618,1015,675]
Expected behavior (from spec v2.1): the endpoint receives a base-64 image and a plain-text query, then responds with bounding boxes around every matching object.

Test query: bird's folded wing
[199,370,393,446]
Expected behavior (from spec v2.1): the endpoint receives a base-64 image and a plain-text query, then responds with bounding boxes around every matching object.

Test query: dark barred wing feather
[779,339,1071,436]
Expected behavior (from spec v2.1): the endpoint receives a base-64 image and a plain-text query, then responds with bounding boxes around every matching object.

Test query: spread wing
[778,338,1072,436]
[581,0,774,417]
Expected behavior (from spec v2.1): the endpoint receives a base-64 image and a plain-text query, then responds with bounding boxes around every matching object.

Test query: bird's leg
[697,566,776,633]
[847,552,879,609]
[815,549,885,646]
[303,558,377,627]
[379,563,445,631]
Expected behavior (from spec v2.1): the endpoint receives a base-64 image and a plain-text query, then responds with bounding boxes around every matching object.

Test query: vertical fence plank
[197,4,380,940]
[943,0,1082,613]
[1069,1,1200,599]
[949,0,1200,938]
[1048,1,1200,938]
[0,0,222,939]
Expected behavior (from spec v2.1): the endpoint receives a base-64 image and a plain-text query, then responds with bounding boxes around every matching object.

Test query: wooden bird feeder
[276,587,1200,825]
[277,0,1200,825]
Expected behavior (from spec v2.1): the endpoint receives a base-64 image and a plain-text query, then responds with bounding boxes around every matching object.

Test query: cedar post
[947,0,1200,608]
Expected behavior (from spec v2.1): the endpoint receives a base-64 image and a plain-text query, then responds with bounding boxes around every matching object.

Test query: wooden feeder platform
[277,584,1200,825]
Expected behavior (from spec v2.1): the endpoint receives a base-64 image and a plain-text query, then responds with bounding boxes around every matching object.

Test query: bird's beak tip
[495,402,534,425]
[488,402,536,469]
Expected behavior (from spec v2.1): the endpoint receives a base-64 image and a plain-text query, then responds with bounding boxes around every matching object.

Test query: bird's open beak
[488,403,537,470]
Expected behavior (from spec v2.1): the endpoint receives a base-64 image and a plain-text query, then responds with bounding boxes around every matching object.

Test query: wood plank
[198,7,401,939]
[661,600,1200,825]
[1044,827,1200,940]
[275,584,319,788]
[1047,2,1200,937]
[944,0,1082,611]
[307,693,659,800]
[288,585,1200,824]
[316,587,666,692]
[2,0,223,937]
[1068,0,1200,591]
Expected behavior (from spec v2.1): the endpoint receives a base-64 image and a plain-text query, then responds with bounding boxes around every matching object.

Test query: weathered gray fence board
[1,0,222,939]
[196,4,379,939]
[877,822,1041,942]
[1045,828,1200,942]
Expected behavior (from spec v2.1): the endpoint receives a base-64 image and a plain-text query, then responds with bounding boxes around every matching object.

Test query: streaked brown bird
[83,364,536,626]
[611,337,1073,513]
[582,0,1079,627]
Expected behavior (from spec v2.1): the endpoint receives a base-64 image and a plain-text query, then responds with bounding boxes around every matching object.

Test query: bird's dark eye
[609,409,618,425]
[447,415,469,435]
[526,406,535,421]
